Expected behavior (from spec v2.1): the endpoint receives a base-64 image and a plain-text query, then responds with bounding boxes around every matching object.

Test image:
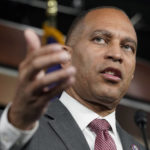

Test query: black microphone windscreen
[134,110,147,128]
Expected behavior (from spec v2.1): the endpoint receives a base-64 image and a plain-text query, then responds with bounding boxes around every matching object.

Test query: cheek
[71,46,98,93]
[126,58,135,77]
[123,58,136,88]
[71,46,94,73]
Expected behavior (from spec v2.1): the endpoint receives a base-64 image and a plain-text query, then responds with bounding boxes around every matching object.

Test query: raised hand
[8,29,76,130]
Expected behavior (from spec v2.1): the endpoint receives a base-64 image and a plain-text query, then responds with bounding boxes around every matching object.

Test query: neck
[65,88,115,117]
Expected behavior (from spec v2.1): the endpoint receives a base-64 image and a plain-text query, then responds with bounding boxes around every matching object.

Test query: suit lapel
[117,122,131,150]
[45,99,90,150]
[116,122,141,150]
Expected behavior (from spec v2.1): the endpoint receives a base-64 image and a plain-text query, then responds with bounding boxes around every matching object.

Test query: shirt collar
[59,92,117,136]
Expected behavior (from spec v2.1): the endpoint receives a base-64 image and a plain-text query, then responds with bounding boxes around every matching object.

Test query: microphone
[134,110,149,150]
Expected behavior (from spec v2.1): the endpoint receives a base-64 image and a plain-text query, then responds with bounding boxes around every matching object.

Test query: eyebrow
[122,38,137,48]
[91,29,137,48]
[91,29,113,38]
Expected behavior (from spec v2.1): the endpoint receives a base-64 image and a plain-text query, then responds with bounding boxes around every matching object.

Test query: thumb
[24,29,41,53]
[24,29,45,80]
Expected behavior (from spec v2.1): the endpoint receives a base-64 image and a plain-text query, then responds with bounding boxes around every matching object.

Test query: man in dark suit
[0,6,146,150]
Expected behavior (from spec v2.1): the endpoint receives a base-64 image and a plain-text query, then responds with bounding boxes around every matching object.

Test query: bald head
[66,7,137,47]
[65,6,137,113]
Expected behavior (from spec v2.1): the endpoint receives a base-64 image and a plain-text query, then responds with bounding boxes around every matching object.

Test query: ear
[61,45,73,68]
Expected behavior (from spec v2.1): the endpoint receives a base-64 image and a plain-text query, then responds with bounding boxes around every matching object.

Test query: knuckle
[59,71,67,78]
[54,70,68,81]
[36,78,46,87]
[31,60,40,70]
[32,50,39,57]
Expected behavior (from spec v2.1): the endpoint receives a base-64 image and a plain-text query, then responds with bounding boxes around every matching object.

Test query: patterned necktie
[89,119,117,150]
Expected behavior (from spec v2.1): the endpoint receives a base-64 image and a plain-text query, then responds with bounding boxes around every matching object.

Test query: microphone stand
[134,110,149,150]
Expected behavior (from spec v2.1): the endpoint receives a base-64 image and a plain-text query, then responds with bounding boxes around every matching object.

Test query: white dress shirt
[0,92,123,150]
[60,92,123,150]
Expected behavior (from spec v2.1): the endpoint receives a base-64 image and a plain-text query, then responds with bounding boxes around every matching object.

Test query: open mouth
[100,67,122,82]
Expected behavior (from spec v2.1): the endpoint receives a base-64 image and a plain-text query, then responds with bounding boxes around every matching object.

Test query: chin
[91,90,122,109]
[99,95,120,107]
[94,83,125,99]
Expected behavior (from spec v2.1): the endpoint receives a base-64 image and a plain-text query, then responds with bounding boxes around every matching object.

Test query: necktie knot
[89,119,110,134]
[88,118,117,150]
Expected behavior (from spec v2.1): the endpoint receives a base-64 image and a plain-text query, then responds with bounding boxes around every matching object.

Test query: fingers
[22,29,75,96]
[20,30,75,98]
[35,76,75,107]
[22,50,70,81]
[27,66,76,96]
[20,44,65,69]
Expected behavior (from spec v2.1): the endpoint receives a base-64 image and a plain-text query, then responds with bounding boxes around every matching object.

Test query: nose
[105,44,123,64]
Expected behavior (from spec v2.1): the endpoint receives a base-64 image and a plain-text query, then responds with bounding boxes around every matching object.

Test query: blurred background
[0,0,150,148]
[1,0,150,60]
